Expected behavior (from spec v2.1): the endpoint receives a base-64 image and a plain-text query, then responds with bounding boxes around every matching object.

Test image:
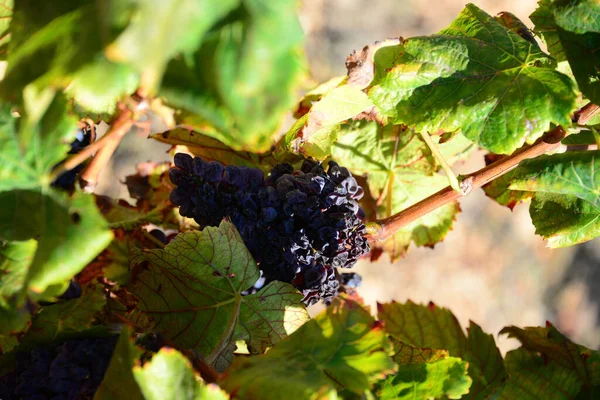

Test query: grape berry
[0,336,118,399]
[169,155,370,304]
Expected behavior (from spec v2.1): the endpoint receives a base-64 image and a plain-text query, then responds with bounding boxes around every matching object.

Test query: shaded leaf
[151,128,280,172]
[0,95,76,191]
[105,0,238,90]
[133,348,229,400]
[129,221,308,370]
[220,296,396,398]
[493,348,583,399]
[500,325,600,386]
[160,0,305,153]
[20,284,106,346]
[489,324,600,399]
[368,4,577,154]
[377,339,471,400]
[0,239,36,353]
[94,326,145,400]
[95,195,163,230]
[378,301,506,399]
[0,190,113,295]
[2,1,133,111]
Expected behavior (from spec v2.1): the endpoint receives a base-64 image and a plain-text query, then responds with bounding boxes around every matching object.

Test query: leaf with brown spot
[129,221,309,371]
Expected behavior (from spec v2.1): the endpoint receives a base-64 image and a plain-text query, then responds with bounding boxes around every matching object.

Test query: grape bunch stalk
[169,154,370,304]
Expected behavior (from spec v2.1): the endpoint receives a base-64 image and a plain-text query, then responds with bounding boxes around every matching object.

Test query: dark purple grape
[0,336,118,399]
[51,127,95,191]
[169,156,369,304]
[58,279,82,301]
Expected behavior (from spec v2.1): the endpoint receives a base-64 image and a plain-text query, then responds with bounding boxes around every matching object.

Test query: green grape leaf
[381,173,460,260]
[377,339,472,400]
[220,296,396,398]
[494,11,539,47]
[2,1,134,111]
[286,85,375,160]
[530,0,566,61]
[552,0,600,34]
[95,327,145,400]
[0,190,113,295]
[105,0,238,90]
[378,301,506,399]
[0,96,76,191]
[509,152,600,208]
[368,3,577,154]
[95,195,164,230]
[133,348,229,400]
[500,325,600,386]
[489,325,600,398]
[294,75,347,118]
[159,0,305,153]
[129,221,309,370]
[493,348,583,399]
[531,0,600,104]
[66,58,139,114]
[529,193,600,248]
[20,284,106,346]
[151,128,280,171]
[0,0,12,59]
[332,120,459,260]
[506,151,600,247]
[482,168,534,210]
[0,239,36,353]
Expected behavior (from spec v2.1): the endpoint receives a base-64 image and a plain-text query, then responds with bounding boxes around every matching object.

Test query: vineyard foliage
[1,0,600,399]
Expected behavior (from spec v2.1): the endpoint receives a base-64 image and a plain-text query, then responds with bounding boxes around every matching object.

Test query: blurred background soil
[98,0,600,353]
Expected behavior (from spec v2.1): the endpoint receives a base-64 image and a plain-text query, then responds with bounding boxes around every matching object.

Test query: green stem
[419,130,461,192]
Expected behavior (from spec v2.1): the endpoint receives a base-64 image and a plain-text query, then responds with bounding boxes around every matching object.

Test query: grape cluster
[169,154,370,304]
[52,126,94,191]
[0,336,118,399]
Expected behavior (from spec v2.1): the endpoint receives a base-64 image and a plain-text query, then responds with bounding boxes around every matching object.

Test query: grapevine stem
[80,108,137,192]
[368,102,600,242]
[418,130,461,193]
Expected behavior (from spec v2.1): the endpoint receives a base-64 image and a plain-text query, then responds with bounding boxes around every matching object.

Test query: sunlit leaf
[378,301,506,399]
[133,348,229,400]
[220,296,396,398]
[377,339,471,400]
[286,85,375,160]
[368,3,577,154]
[508,151,600,247]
